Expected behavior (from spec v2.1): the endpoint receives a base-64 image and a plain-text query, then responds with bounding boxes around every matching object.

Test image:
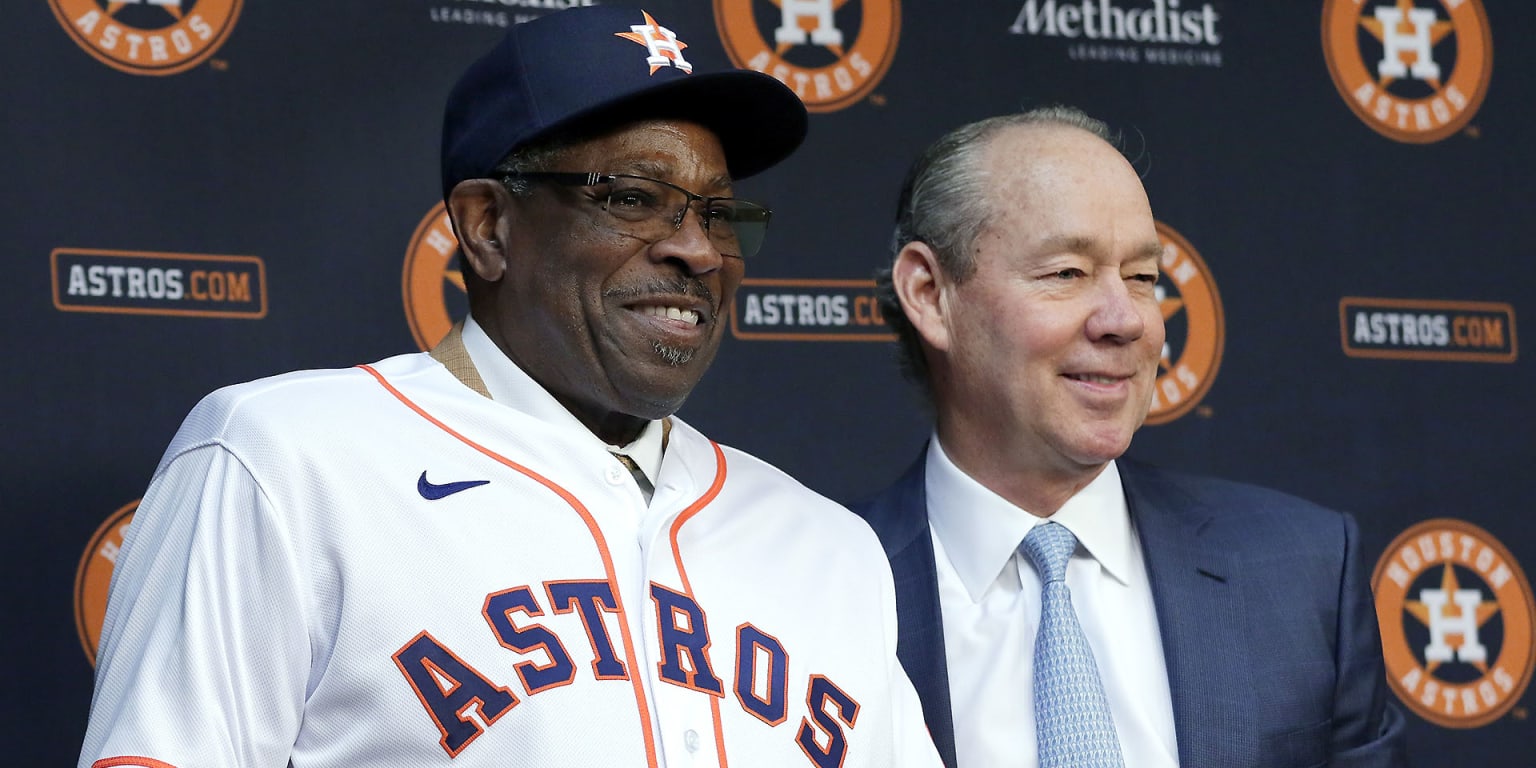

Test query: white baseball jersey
[79,350,942,768]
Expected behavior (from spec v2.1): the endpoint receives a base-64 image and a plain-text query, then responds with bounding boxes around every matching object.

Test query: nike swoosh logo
[417,471,490,500]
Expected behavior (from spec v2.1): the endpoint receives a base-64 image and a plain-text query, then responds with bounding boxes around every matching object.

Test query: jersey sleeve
[887,656,946,766]
[874,536,946,767]
[79,442,310,768]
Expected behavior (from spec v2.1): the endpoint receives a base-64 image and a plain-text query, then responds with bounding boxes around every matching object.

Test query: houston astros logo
[75,501,138,665]
[403,203,467,351]
[1322,0,1492,143]
[714,0,900,113]
[1145,222,1223,425]
[615,11,693,74]
[1373,518,1535,728]
[49,0,242,76]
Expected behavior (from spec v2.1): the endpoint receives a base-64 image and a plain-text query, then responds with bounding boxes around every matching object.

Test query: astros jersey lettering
[79,349,940,767]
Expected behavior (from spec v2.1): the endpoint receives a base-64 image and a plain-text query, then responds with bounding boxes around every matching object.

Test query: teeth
[641,305,701,325]
[1071,374,1118,384]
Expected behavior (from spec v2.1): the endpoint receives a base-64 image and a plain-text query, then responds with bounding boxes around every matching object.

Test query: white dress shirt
[925,437,1179,768]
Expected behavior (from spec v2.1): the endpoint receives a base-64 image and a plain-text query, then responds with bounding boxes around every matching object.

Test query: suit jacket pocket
[1260,717,1331,768]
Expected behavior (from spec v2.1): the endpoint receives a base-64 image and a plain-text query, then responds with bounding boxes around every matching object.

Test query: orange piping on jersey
[667,441,730,766]
[92,759,180,768]
[667,441,728,586]
[708,696,730,768]
[359,364,660,768]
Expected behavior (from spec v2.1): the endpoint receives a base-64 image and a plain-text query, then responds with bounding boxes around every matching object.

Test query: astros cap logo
[75,501,138,665]
[714,0,900,113]
[1322,0,1492,143]
[403,203,467,351]
[1373,518,1535,728]
[1145,222,1223,425]
[616,11,693,74]
[49,0,242,76]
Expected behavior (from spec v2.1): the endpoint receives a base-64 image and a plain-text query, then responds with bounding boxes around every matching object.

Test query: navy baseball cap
[441,6,809,200]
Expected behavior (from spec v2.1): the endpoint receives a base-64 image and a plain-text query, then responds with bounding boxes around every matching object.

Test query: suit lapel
[857,453,958,768]
[1122,460,1255,767]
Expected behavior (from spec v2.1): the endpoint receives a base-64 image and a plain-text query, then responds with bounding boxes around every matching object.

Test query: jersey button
[684,729,700,753]
[604,464,627,485]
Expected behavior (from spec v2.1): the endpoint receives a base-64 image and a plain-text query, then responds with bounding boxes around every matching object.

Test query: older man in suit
[853,105,1406,768]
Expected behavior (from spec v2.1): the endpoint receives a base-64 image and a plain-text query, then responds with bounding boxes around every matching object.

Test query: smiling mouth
[609,278,716,329]
[638,305,702,325]
[1066,373,1126,384]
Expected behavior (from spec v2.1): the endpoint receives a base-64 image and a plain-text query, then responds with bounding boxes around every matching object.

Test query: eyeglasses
[499,172,772,259]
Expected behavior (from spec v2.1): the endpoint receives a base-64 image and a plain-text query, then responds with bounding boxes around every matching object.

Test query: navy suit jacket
[851,452,1407,768]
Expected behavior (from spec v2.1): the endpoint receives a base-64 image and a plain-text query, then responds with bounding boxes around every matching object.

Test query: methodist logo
[714,0,900,112]
[426,0,578,28]
[49,0,242,76]
[75,501,138,665]
[1373,518,1534,728]
[1009,0,1226,68]
[1145,222,1223,425]
[1322,0,1492,143]
[402,203,467,351]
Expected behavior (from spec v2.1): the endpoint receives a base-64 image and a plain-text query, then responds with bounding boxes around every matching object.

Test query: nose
[1085,274,1149,343]
[650,204,726,275]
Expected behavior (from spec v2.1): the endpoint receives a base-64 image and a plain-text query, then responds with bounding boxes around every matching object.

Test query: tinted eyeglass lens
[603,177,672,223]
[701,201,773,259]
[604,177,769,258]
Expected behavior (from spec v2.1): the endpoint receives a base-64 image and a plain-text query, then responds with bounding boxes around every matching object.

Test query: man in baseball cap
[80,7,943,767]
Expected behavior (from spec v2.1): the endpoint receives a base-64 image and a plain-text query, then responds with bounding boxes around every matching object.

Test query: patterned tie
[1021,521,1125,768]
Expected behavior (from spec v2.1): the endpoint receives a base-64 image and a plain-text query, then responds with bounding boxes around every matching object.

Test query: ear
[447,178,511,282]
[891,240,954,353]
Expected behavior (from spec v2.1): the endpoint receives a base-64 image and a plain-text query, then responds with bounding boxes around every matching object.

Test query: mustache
[605,278,717,308]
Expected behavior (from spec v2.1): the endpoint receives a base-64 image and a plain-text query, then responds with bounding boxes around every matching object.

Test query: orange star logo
[1357,0,1454,88]
[615,11,691,75]
[48,0,241,76]
[1321,0,1491,143]
[1404,564,1501,674]
[1144,223,1223,425]
[1157,286,1184,373]
[714,0,900,113]
[771,0,854,57]
[1371,518,1534,728]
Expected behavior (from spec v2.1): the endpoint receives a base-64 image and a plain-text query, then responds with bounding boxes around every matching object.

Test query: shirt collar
[460,317,664,484]
[925,435,1134,602]
[605,420,664,486]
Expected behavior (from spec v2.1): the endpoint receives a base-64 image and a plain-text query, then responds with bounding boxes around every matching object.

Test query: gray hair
[456,134,582,292]
[491,135,579,194]
[875,105,1121,397]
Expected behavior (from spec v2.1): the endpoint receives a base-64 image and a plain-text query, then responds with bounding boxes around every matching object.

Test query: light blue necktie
[1021,521,1126,768]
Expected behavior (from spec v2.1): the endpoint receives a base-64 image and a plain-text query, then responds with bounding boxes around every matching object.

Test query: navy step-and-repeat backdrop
[3,1,1531,764]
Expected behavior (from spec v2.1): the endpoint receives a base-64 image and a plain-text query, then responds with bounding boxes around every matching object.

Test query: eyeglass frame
[496,171,773,259]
